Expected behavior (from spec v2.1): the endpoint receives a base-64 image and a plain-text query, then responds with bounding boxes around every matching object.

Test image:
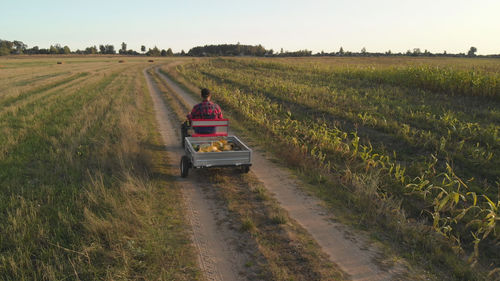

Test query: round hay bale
[148,60,154,62]
[57,61,63,64]
[118,60,125,63]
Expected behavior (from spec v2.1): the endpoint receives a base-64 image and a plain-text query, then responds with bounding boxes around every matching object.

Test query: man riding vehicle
[187,88,223,121]
[181,88,223,144]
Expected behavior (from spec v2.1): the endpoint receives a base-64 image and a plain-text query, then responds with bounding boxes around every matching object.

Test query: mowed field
[0,57,199,280]
[1,55,499,281]
[164,56,500,279]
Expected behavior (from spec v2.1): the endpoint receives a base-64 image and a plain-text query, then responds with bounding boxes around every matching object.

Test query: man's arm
[187,104,200,120]
[215,104,223,119]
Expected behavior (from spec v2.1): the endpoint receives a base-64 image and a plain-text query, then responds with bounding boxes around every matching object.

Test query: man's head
[201,88,211,100]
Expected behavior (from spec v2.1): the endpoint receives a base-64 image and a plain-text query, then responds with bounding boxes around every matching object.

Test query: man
[187,88,223,120]
[187,88,223,134]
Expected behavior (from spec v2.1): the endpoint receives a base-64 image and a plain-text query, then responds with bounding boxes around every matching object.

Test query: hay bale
[57,61,63,64]
[118,60,125,63]
[148,60,154,62]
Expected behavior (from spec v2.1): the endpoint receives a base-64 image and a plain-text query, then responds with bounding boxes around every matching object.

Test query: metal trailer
[180,119,252,177]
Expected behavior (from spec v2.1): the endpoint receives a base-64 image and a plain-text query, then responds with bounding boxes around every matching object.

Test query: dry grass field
[0,56,200,280]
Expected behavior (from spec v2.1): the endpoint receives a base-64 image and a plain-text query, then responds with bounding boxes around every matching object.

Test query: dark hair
[201,88,211,98]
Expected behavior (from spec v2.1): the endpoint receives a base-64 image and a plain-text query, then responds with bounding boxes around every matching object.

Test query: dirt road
[153,67,398,281]
[144,68,249,281]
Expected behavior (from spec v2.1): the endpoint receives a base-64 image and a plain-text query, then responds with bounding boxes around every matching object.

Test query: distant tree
[386,49,392,55]
[12,40,27,54]
[166,48,173,56]
[236,41,242,54]
[278,49,312,57]
[338,46,344,55]
[85,46,97,54]
[105,45,115,54]
[27,46,39,54]
[467,46,477,56]
[63,46,71,54]
[412,48,421,56]
[0,40,13,55]
[0,46,10,56]
[188,44,270,57]
[361,47,367,55]
[160,49,167,56]
[98,44,115,54]
[280,48,284,54]
[50,44,64,54]
[147,46,160,56]
[49,45,58,54]
[120,42,127,54]
[0,40,28,55]
[255,44,266,56]
[180,49,186,56]
[126,49,140,55]
[141,45,146,53]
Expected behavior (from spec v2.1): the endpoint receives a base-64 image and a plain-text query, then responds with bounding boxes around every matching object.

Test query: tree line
[0,39,178,57]
[311,46,495,58]
[1,39,498,58]
[186,44,498,58]
[187,44,268,56]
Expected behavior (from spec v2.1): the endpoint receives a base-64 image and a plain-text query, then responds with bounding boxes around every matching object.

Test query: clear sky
[1,0,499,55]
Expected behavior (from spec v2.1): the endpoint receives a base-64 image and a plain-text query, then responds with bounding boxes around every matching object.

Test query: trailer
[180,119,252,177]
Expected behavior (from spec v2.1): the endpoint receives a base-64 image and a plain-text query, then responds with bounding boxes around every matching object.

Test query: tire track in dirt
[144,68,247,281]
[155,67,399,281]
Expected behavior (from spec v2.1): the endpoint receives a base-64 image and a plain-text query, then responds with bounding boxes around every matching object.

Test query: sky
[1,0,499,55]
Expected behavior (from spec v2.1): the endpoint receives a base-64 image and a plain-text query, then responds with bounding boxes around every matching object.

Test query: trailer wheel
[181,121,191,148]
[180,156,190,178]
[181,126,187,148]
[240,166,250,174]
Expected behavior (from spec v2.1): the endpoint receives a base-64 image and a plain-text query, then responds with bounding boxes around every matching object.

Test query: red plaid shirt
[187,100,223,120]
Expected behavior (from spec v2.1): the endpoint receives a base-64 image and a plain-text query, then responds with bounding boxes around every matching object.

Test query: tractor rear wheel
[180,156,190,178]
[240,166,250,174]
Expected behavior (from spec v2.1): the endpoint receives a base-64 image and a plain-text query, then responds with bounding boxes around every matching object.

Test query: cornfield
[171,57,500,272]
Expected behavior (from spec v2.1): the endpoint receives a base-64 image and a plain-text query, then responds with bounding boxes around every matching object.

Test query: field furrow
[0,71,121,161]
[0,60,119,99]
[0,72,93,118]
